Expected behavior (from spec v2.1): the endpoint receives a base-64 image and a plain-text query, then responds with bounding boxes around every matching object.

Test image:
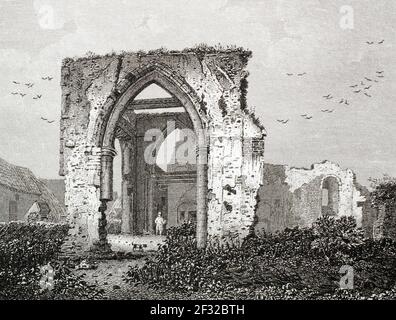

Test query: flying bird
[286,73,293,76]
[376,71,384,74]
[33,94,42,100]
[10,92,19,95]
[323,94,333,99]
[297,72,306,76]
[25,83,34,88]
[12,81,20,84]
[364,85,372,90]
[364,93,372,97]
[364,77,372,82]
[378,40,385,44]
[353,90,361,93]
[304,116,313,120]
[277,119,289,124]
[40,117,55,123]
[350,84,358,88]
[344,100,350,105]
[366,41,374,45]
[377,75,384,78]
[339,99,344,104]
[42,76,53,81]
[19,93,26,97]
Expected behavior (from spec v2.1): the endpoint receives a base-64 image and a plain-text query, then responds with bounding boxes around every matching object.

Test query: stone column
[147,171,156,234]
[196,144,208,249]
[120,140,133,234]
[98,146,117,252]
[100,147,117,201]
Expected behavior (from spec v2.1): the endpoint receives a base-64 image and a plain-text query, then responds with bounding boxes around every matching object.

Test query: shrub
[0,222,102,300]
[369,175,396,210]
[124,217,396,299]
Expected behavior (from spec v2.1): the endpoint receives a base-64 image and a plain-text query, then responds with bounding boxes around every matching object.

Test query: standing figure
[154,211,166,235]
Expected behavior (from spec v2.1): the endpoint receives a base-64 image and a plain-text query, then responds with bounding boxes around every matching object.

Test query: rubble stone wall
[60,48,266,252]
[255,161,366,234]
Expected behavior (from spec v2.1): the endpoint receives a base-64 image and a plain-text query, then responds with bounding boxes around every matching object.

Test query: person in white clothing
[154,211,166,235]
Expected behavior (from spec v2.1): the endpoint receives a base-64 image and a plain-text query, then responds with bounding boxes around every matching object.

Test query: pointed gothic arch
[98,63,209,248]
[60,49,265,255]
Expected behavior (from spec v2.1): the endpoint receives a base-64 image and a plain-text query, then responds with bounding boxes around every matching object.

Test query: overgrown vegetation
[182,43,251,61]
[370,174,396,210]
[124,217,396,299]
[65,43,252,63]
[0,222,103,300]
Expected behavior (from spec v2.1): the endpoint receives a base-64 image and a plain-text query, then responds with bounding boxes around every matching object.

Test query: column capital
[101,146,117,158]
[195,144,209,155]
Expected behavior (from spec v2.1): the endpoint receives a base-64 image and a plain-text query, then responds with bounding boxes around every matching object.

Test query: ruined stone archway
[60,48,266,255]
[98,64,208,249]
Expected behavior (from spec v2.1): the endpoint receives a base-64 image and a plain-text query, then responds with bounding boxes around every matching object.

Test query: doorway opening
[321,176,340,216]
[107,84,198,237]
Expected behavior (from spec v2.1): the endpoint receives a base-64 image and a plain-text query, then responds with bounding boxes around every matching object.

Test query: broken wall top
[59,46,266,176]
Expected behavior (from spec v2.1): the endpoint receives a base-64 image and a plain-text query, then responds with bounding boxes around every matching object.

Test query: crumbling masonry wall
[60,48,266,252]
[373,206,396,240]
[255,161,366,234]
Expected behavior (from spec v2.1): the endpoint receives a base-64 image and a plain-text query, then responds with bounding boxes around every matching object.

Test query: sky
[0,0,395,187]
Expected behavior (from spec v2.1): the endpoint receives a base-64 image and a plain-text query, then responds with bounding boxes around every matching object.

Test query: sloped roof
[0,157,41,195]
[41,179,65,206]
[0,157,66,221]
[34,179,66,221]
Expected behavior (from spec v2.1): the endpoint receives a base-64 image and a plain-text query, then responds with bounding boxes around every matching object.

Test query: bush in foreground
[0,222,102,300]
[124,217,396,299]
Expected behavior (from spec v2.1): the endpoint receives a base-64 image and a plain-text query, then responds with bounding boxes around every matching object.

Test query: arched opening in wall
[104,82,201,239]
[321,176,340,216]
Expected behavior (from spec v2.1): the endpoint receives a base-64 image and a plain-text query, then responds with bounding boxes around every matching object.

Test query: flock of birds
[7,38,388,127]
[366,39,385,45]
[276,40,386,125]
[285,72,307,77]
[10,76,55,124]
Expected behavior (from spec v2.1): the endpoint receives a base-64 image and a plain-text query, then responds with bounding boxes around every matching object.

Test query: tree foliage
[369,174,396,209]
[0,222,103,299]
[124,217,396,299]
